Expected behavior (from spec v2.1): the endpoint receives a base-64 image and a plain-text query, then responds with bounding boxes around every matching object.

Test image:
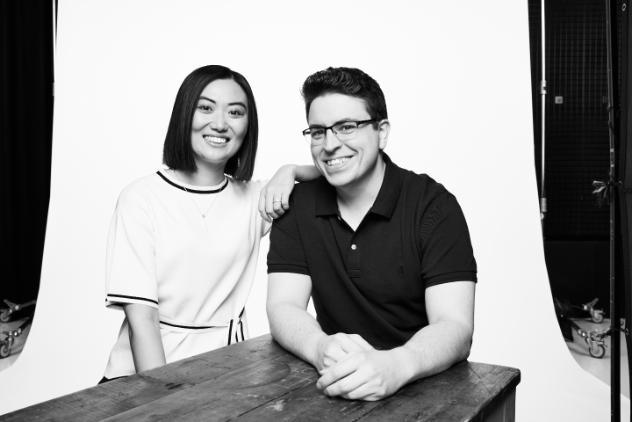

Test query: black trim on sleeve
[156,171,228,194]
[106,294,158,305]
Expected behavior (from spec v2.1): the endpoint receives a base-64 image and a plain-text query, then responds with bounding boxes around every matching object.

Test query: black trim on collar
[156,171,229,194]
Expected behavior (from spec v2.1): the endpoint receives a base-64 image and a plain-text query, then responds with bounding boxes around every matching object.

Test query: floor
[566,317,629,398]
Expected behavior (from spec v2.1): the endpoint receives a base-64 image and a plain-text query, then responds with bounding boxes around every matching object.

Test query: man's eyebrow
[198,96,247,109]
[309,118,359,127]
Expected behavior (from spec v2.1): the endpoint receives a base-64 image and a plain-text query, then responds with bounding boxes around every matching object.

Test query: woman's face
[190,78,248,172]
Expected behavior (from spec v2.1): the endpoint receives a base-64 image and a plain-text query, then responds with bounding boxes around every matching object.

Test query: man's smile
[324,155,353,168]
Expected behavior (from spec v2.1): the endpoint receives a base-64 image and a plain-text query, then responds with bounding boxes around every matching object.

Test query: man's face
[307,93,388,190]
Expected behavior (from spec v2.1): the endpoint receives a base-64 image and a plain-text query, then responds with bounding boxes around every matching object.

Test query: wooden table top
[1,335,520,421]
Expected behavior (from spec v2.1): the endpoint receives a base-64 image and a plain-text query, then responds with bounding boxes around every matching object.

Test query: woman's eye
[197,104,213,112]
[228,109,246,117]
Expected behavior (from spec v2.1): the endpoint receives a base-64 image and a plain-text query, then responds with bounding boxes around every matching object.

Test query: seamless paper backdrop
[0,1,628,420]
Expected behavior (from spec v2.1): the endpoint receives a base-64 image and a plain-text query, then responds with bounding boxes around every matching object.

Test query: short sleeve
[105,187,158,309]
[267,197,309,275]
[419,191,477,287]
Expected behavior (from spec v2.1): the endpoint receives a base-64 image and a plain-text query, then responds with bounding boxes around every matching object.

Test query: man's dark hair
[301,67,388,121]
[163,65,258,181]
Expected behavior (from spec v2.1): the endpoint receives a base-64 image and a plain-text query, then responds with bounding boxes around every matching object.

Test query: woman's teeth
[203,135,228,145]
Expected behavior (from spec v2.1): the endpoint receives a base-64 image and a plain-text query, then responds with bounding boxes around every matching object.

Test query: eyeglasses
[302,119,377,145]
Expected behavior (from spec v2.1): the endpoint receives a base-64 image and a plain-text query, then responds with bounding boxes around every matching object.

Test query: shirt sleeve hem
[267,265,310,276]
[425,271,477,288]
[105,294,159,308]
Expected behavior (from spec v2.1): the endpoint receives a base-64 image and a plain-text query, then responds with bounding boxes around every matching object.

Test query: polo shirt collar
[370,153,402,219]
[314,178,338,216]
[314,152,403,219]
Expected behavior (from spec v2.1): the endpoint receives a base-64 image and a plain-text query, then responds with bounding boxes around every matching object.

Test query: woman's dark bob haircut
[163,65,258,181]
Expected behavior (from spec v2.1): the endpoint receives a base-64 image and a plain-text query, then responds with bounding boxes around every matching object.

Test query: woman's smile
[203,135,230,146]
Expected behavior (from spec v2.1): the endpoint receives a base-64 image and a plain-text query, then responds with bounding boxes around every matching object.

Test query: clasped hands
[313,333,412,401]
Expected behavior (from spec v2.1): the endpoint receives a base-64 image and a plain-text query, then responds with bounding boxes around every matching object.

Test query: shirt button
[351,244,357,250]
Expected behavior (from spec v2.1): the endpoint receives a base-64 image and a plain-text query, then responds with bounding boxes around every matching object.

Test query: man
[267,67,477,401]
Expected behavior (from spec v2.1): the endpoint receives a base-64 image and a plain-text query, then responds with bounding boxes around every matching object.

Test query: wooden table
[1,335,520,421]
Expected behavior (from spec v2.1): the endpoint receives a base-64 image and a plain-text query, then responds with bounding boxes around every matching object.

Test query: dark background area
[0,0,54,305]
[614,0,632,343]
[528,0,613,314]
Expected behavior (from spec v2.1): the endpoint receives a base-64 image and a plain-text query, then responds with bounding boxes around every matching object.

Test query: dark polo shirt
[267,154,477,349]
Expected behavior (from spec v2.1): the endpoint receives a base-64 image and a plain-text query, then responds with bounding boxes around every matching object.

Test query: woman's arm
[259,164,320,220]
[293,164,321,182]
[124,303,166,373]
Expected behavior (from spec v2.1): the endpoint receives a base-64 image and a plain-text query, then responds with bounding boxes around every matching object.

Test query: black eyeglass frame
[301,119,378,141]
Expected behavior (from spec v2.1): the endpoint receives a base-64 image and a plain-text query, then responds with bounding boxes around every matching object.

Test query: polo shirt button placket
[348,241,361,279]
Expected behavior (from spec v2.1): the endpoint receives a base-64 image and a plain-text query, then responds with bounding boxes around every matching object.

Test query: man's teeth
[326,157,350,167]
[203,135,228,144]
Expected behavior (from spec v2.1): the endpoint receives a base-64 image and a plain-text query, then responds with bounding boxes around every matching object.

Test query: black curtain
[615,0,632,372]
[528,0,612,311]
[0,0,54,304]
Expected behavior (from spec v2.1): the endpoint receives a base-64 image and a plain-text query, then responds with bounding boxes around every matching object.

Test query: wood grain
[0,335,520,421]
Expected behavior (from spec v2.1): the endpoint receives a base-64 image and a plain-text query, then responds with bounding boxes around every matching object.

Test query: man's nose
[322,129,342,152]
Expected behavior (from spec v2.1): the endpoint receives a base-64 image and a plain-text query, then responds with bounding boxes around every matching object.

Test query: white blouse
[104,169,270,378]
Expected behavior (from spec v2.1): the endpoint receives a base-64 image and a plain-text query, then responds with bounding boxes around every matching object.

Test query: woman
[102,65,316,381]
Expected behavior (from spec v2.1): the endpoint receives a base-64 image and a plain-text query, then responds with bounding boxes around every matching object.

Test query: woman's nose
[209,114,228,131]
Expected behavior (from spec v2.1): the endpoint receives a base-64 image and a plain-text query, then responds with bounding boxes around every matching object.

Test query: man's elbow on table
[447,318,475,363]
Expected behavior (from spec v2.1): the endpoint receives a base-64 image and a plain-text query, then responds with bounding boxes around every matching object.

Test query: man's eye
[311,129,325,138]
[337,124,356,133]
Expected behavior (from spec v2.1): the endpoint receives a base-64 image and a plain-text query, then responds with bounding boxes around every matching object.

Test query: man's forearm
[314,321,472,401]
[394,319,473,384]
[267,302,326,368]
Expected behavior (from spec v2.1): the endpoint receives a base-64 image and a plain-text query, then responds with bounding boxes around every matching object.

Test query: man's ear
[377,119,390,150]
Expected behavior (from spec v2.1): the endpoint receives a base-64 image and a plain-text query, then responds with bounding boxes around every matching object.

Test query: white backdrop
[0,1,628,420]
